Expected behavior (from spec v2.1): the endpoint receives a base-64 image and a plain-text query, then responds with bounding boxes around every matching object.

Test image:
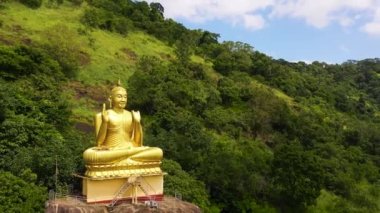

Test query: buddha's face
[111,89,127,109]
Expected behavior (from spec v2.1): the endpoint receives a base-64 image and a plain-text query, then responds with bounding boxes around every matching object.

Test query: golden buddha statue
[83,82,163,178]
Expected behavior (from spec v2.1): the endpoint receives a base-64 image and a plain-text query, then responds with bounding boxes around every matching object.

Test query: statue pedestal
[82,174,164,203]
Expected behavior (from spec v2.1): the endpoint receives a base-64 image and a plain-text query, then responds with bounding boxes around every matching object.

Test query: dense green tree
[199,136,273,212]
[213,41,253,74]
[149,2,164,18]
[174,34,194,65]
[0,44,85,199]
[0,45,63,80]
[162,159,213,211]
[271,141,325,212]
[0,171,46,213]
[0,115,79,187]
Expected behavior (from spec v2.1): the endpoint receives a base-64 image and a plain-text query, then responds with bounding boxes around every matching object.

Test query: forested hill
[0,0,379,212]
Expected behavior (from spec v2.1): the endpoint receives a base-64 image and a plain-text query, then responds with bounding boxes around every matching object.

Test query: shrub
[0,171,47,212]
[68,0,83,6]
[41,24,84,78]
[19,0,42,9]
[113,16,133,35]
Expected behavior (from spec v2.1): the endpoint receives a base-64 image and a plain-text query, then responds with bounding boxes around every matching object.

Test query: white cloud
[362,22,380,35]
[336,16,354,27]
[145,0,273,30]
[362,8,380,36]
[269,0,374,28]
[289,59,312,64]
[242,14,266,30]
[146,0,380,36]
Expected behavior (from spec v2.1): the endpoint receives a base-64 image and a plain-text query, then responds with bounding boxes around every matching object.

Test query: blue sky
[146,0,380,64]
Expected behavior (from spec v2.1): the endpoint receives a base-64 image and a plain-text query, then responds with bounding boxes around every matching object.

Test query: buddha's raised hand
[132,110,141,123]
[102,103,109,123]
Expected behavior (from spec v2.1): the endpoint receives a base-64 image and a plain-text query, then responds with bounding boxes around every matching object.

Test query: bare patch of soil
[75,122,93,133]
[0,34,13,45]
[79,51,91,66]
[67,81,108,103]
[121,47,138,61]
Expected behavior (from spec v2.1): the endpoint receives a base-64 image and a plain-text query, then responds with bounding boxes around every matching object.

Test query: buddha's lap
[83,146,162,164]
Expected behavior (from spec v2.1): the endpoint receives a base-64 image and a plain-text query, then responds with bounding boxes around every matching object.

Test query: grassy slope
[0,1,174,83]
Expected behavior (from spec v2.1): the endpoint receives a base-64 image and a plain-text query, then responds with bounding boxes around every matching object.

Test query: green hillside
[0,1,173,80]
[0,1,379,213]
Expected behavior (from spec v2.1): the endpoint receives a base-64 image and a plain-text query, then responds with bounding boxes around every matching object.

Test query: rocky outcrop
[45,196,201,213]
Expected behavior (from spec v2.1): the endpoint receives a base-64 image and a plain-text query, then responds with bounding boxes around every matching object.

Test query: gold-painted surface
[83,83,163,178]
[84,162,162,179]
[82,174,164,203]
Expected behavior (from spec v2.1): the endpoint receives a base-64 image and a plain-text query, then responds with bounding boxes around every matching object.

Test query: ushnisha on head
[109,80,127,109]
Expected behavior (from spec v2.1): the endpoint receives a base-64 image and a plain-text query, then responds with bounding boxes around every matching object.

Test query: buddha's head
[110,83,127,109]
